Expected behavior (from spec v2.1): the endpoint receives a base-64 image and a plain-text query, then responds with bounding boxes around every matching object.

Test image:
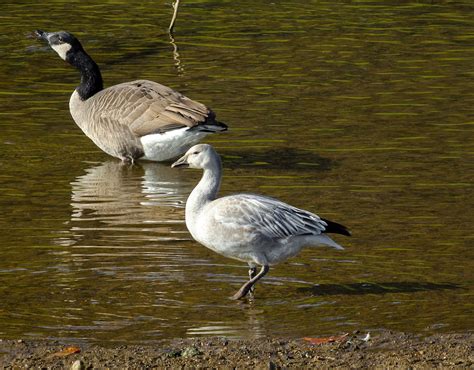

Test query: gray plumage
[172,144,351,300]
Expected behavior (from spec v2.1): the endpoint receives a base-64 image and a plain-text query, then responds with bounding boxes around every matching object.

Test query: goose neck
[186,160,222,222]
[193,166,221,202]
[68,49,103,100]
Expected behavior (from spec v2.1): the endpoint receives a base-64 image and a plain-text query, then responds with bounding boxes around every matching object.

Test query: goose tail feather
[321,218,351,236]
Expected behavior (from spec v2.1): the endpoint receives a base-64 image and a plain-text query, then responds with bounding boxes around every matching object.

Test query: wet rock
[268,360,277,370]
[166,349,182,358]
[70,359,85,370]
[181,346,201,358]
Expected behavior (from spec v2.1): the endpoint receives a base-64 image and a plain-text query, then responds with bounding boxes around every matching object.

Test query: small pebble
[182,346,201,358]
[70,360,85,370]
[166,349,181,358]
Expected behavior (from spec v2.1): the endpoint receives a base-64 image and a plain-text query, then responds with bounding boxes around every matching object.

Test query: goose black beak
[34,29,49,41]
[171,155,189,168]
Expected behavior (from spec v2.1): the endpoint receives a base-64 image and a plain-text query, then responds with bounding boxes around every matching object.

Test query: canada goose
[34,30,227,163]
[172,144,351,299]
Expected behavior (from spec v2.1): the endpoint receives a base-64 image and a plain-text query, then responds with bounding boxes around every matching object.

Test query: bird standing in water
[35,30,227,163]
[172,144,350,299]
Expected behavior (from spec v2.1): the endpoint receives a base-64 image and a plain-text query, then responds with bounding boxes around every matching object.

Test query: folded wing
[91,80,221,137]
[213,194,328,240]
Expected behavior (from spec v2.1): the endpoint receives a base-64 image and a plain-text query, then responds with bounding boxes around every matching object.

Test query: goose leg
[248,266,257,295]
[231,265,269,300]
[248,266,257,279]
[122,155,135,165]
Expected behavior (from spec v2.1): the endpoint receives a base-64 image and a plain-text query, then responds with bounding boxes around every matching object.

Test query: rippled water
[0,1,473,344]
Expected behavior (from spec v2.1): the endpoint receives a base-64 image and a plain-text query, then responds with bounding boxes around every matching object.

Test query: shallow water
[0,1,473,344]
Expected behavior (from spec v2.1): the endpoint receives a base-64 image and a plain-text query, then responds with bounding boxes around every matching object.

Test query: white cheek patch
[51,43,72,60]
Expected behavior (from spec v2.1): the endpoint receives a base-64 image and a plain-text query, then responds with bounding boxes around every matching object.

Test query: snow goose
[172,144,351,299]
[34,30,227,163]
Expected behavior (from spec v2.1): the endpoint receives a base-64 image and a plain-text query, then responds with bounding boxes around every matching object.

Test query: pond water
[0,1,473,344]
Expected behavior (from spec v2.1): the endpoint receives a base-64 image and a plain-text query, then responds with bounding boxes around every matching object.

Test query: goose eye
[193,151,200,155]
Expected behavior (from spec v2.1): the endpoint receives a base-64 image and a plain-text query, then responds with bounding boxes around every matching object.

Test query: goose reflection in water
[47,161,225,339]
[55,161,191,247]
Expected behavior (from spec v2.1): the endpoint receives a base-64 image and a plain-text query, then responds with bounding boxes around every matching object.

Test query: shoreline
[1,331,472,368]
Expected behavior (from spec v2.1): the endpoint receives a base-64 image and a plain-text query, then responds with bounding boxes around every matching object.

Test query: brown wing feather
[91,80,215,137]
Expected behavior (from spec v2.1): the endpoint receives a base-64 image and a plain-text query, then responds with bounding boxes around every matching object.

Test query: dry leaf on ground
[48,346,81,358]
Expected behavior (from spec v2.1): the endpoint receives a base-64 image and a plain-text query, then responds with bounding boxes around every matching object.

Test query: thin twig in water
[169,0,180,35]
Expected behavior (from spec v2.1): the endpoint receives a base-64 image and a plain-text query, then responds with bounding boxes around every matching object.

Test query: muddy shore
[1,331,472,368]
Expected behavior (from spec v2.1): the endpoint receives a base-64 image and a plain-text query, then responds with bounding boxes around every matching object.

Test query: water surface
[0,0,473,343]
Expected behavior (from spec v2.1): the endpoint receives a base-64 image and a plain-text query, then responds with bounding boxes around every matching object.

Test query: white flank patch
[140,128,209,162]
[51,43,72,60]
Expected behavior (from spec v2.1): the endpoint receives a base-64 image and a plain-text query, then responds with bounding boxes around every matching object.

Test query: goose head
[35,30,83,61]
[171,144,220,170]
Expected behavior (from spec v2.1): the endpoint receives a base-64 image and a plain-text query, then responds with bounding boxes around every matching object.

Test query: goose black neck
[67,49,103,100]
